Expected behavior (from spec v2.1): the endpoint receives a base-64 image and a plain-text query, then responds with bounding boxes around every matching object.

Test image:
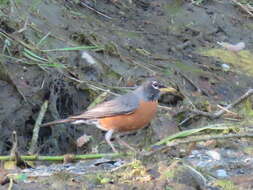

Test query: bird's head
[141,79,178,101]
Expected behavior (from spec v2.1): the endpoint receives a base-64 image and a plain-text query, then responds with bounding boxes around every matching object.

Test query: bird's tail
[41,118,74,127]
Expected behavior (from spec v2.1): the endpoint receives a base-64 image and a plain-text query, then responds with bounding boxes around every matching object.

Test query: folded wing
[69,93,140,120]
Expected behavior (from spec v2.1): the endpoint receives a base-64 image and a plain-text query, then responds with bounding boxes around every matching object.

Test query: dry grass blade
[29,101,48,154]
[79,1,112,19]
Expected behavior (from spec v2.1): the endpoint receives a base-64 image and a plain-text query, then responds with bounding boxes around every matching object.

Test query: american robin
[41,79,177,152]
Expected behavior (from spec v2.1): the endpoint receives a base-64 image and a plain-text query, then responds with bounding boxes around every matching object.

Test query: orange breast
[98,100,158,132]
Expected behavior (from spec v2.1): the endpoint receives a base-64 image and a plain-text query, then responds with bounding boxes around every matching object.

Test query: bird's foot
[111,145,119,153]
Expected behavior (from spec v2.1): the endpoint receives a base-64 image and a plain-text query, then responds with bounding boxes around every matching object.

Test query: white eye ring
[152,81,159,89]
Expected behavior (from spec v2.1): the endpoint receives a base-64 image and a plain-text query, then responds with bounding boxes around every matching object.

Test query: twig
[148,132,253,155]
[217,104,239,117]
[158,105,173,111]
[10,131,18,158]
[0,30,36,51]
[16,16,29,34]
[80,1,112,19]
[0,153,124,161]
[195,89,253,119]
[7,178,13,190]
[184,163,207,187]
[213,89,253,118]
[177,70,208,96]
[232,0,253,17]
[28,100,48,154]
[8,131,31,168]
[178,114,196,126]
[179,89,253,126]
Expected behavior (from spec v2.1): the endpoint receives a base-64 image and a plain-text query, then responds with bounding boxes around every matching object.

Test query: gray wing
[69,93,140,119]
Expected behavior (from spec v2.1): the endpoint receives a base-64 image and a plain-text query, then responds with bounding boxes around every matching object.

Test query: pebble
[216,169,228,178]
[221,64,230,71]
[207,150,221,160]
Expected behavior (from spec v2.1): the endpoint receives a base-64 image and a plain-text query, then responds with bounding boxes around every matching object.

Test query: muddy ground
[0,0,253,189]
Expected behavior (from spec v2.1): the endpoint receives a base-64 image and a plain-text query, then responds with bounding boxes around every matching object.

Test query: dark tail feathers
[41,118,74,127]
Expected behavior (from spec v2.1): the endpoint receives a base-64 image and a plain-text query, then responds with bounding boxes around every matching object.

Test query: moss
[214,179,238,190]
[244,146,253,155]
[0,0,9,5]
[115,31,141,39]
[160,161,182,180]
[240,98,253,118]
[115,160,152,183]
[84,173,104,185]
[199,48,253,76]
[70,32,98,46]
[104,42,119,57]
[163,0,184,16]
[104,69,121,81]
[164,169,176,179]
[171,61,205,74]
[244,23,253,31]
[53,172,73,181]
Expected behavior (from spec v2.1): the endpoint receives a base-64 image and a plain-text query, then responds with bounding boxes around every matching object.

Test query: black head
[141,79,177,101]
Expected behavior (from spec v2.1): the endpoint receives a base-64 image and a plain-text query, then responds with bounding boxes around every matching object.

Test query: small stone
[221,64,230,71]
[207,150,221,160]
[216,169,228,178]
[191,150,199,155]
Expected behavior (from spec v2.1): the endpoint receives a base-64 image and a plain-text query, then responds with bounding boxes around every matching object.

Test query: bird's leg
[115,134,137,152]
[105,130,118,153]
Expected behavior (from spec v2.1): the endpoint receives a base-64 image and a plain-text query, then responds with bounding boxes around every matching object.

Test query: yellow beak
[159,87,177,93]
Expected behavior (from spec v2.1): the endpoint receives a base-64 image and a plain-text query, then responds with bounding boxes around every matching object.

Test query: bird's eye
[152,81,159,89]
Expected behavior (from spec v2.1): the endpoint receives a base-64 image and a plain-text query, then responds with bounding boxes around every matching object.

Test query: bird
[41,79,177,152]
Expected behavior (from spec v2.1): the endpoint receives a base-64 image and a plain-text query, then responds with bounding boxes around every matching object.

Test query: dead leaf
[0,168,9,185]
[3,161,17,170]
[76,134,92,147]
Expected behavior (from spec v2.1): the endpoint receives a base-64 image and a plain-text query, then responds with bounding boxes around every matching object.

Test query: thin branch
[80,1,112,19]
[211,89,253,118]
[216,104,239,116]
[176,70,207,96]
[232,0,253,17]
[179,89,253,126]
[10,131,18,158]
[147,132,253,156]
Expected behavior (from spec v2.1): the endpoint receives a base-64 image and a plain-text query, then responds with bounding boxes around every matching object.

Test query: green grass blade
[41,45,103,52]
[40,63,66,68]
[153,123,233,146]
[0,53,65,68]
[23,52,46,63]
[24,48,48,62]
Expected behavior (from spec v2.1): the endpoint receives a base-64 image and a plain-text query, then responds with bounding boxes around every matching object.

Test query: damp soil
[0,0,253,189]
